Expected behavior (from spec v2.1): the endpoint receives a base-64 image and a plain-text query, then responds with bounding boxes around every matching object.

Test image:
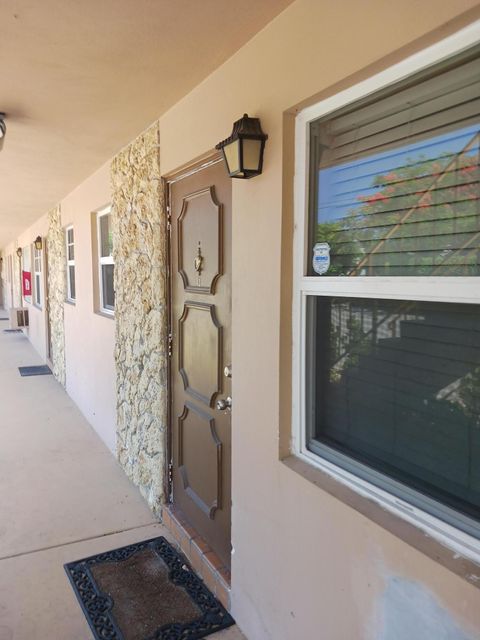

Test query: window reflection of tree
[316,133,479,277]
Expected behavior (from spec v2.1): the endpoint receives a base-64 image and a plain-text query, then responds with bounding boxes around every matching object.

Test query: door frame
[163,152,225,505]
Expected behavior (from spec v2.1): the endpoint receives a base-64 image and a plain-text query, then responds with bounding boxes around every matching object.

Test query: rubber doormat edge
[18,365,52,377]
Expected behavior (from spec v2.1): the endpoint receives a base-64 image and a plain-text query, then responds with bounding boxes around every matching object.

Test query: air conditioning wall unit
[9,307,29,329]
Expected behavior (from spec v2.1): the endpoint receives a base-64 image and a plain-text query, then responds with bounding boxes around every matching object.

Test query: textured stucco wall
[111,122,168,513]
[47,206,66,386]
[60,161,117,453]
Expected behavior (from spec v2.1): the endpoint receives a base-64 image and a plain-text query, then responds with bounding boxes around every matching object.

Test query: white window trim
[65,225,75,302]
[33,246,42,308]
[292,21,480,564]
[97,206,114,315]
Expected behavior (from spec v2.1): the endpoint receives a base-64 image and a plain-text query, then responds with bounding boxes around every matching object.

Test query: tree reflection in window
[315,125,480,276]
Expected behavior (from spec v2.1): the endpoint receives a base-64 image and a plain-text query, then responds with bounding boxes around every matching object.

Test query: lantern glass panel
[242,139,262,171]
[223,140,241,175]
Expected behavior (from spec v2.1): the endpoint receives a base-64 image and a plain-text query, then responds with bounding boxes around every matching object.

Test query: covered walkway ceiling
[0,0,293,248]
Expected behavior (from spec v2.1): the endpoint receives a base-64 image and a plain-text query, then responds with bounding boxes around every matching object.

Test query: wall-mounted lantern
[215,113,268,179]
[16,247,22,259]
[34,236,43,251]
[0,113,6,152]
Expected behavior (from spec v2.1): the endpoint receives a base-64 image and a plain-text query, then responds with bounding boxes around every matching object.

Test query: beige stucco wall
[0,1,479,638]
[159,2,480,639]
[3,214,50,361]
[61,162,117,453]
[1,166,116,453]
[1,250,19,311]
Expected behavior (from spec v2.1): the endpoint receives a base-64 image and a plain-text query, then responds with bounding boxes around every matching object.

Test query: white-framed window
[65,226,76,302]
[293,26,480,562]
[33,246,42,307]
[96,206,114,314]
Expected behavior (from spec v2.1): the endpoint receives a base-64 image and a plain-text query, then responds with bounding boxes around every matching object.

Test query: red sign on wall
[22,271,32,297]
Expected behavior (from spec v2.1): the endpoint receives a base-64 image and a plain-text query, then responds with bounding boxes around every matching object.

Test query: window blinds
[311,50,480,276]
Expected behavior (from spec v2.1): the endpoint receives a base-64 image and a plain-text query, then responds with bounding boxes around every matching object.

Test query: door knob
[216,396,232,411]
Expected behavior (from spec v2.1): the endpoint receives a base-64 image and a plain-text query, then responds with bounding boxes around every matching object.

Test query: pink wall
[3,214,49,362]
[2,163,116,453]
[61,162,117,453]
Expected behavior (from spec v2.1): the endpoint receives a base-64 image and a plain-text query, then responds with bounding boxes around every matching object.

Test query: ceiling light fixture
[0,113,6,151]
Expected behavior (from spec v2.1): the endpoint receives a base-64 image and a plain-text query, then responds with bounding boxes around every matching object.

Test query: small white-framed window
[33,246,42,307]
[65,226,76,302]
[293,27,480,561]
[96,207,114,315]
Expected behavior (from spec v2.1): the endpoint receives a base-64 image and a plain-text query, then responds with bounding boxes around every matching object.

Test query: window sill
[95,309,114,320]
[282,454,480,590]
[65,299,76,306]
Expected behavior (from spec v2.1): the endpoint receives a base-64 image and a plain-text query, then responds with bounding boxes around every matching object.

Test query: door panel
[178,187,223,294]
[178,301,222,407]
[170,160,232,567]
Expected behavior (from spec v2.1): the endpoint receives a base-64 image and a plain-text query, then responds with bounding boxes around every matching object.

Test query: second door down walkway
[0,315,243,640]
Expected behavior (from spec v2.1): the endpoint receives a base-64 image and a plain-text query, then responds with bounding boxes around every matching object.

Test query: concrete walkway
[0,312,243,639]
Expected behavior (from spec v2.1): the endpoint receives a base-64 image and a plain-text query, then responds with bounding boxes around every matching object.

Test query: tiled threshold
[161,506,231,610]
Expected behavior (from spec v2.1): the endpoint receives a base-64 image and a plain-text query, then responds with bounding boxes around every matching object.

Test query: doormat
[3,328,23,333]
[64,536,235,640]
[18,365,52,377]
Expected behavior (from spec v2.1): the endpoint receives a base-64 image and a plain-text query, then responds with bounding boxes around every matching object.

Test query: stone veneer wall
[13,249,22,308]
[47,205,66,386]
[111,122,168,514]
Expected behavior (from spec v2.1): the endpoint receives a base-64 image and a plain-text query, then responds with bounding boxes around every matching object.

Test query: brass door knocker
[194,241,204,285]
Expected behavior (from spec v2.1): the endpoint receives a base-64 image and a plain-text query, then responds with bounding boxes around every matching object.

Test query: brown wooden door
[169,160,232,567]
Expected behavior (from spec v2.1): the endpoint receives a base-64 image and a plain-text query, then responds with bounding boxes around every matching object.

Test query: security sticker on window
[312,242,330,275]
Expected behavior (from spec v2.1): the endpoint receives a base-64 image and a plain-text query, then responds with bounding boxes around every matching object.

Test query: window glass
[33,247,42,306]
[101,264,114,310]
[310,54,480,277]
[69,265,76,300]
[66,226,76,301]
[35,273,41,306]
[99,213,113,258]
[299,45,480,539]
[97,210,114,313]
[306,296,480,522]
